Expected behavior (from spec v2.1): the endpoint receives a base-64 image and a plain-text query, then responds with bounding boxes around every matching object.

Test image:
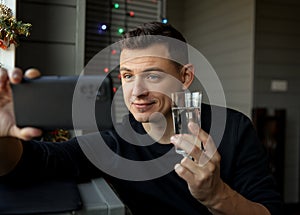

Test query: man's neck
[142,113,174,144]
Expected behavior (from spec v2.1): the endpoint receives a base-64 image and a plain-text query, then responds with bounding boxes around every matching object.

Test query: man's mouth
[131,100,156,112]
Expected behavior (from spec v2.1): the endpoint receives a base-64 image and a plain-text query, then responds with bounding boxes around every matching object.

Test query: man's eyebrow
[143,67,165,73]
[119,67,131,72]
[119,67,165,73]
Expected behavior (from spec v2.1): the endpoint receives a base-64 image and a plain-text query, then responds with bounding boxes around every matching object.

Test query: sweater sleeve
[229,112,283,215]
[0,138,102,183]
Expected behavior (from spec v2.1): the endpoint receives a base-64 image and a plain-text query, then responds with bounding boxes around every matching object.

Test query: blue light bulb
[162,18,168,24]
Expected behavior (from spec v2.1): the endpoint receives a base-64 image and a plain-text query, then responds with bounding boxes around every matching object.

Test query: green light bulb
[114,3,120,9]
[118,28,124,34]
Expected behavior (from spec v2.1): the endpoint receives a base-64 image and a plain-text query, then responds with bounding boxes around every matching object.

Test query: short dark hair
[121,22,189,66]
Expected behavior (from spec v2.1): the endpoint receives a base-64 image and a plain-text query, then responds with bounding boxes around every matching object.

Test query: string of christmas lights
[98,0,167,78]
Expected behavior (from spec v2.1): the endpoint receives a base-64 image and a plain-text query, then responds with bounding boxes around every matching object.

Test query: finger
[8,68,23,84]
[180,155,217,180]
[171,134,203,162]
[9,125,42,141]
[24,68,41,79]
[189,122,216,153]
[188,122,208,156]
[203,136,219,163]
[188,122,209,143]
[174,162,195,182]
[197,150,212,166]
[180,156,199,172]
[175,157,212,186]
[188,121,200,136]
[188,122,219,164]
[196,138,220,167]
[171,134,199,153]
[0,68,8,90]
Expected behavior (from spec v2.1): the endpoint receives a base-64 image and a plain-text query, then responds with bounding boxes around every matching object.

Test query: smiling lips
[131,100,156,112]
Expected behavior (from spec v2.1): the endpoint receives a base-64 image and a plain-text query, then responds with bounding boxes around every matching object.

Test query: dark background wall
[253,0,300,202]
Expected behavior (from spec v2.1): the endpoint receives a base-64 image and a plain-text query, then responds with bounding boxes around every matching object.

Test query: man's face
[120,44,184,123]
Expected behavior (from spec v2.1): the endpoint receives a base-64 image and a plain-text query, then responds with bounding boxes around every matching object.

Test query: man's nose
[132,77,148,97]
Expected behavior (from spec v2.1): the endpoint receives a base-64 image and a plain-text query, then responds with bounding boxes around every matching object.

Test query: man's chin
[130,112,150,123]
[132,112,166,124]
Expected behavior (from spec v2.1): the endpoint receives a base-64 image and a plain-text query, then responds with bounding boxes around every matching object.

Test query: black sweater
[2,104,282,215]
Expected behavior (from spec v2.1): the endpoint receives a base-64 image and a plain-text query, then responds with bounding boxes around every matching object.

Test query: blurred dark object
[43,129,71,142]
[252,108,286,196]
[0,179,82,214]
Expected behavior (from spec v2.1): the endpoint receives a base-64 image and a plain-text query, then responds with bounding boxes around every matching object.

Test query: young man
[0,22,281,214]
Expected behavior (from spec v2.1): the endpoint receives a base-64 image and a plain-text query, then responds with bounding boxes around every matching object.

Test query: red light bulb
[104,67,109,73]
[129,11,135,17]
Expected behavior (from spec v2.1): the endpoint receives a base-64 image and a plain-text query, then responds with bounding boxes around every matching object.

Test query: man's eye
[147,74,160,80]
[123,74,133,79]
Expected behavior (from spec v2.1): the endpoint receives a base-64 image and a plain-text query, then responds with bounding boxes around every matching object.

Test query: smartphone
[11,75,114,130]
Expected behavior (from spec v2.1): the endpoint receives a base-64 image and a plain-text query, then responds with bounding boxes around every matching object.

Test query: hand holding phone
[0,67,43,140]
[11,75,113,131]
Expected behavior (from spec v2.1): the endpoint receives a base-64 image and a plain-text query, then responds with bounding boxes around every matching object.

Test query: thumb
[188,121,200,136]
[24,68,41,79]
[9,125,42,141]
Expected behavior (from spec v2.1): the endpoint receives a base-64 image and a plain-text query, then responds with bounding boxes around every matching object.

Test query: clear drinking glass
[171,91,202,156]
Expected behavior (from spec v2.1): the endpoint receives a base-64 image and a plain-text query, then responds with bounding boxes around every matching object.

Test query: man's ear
[181,64,195,90]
